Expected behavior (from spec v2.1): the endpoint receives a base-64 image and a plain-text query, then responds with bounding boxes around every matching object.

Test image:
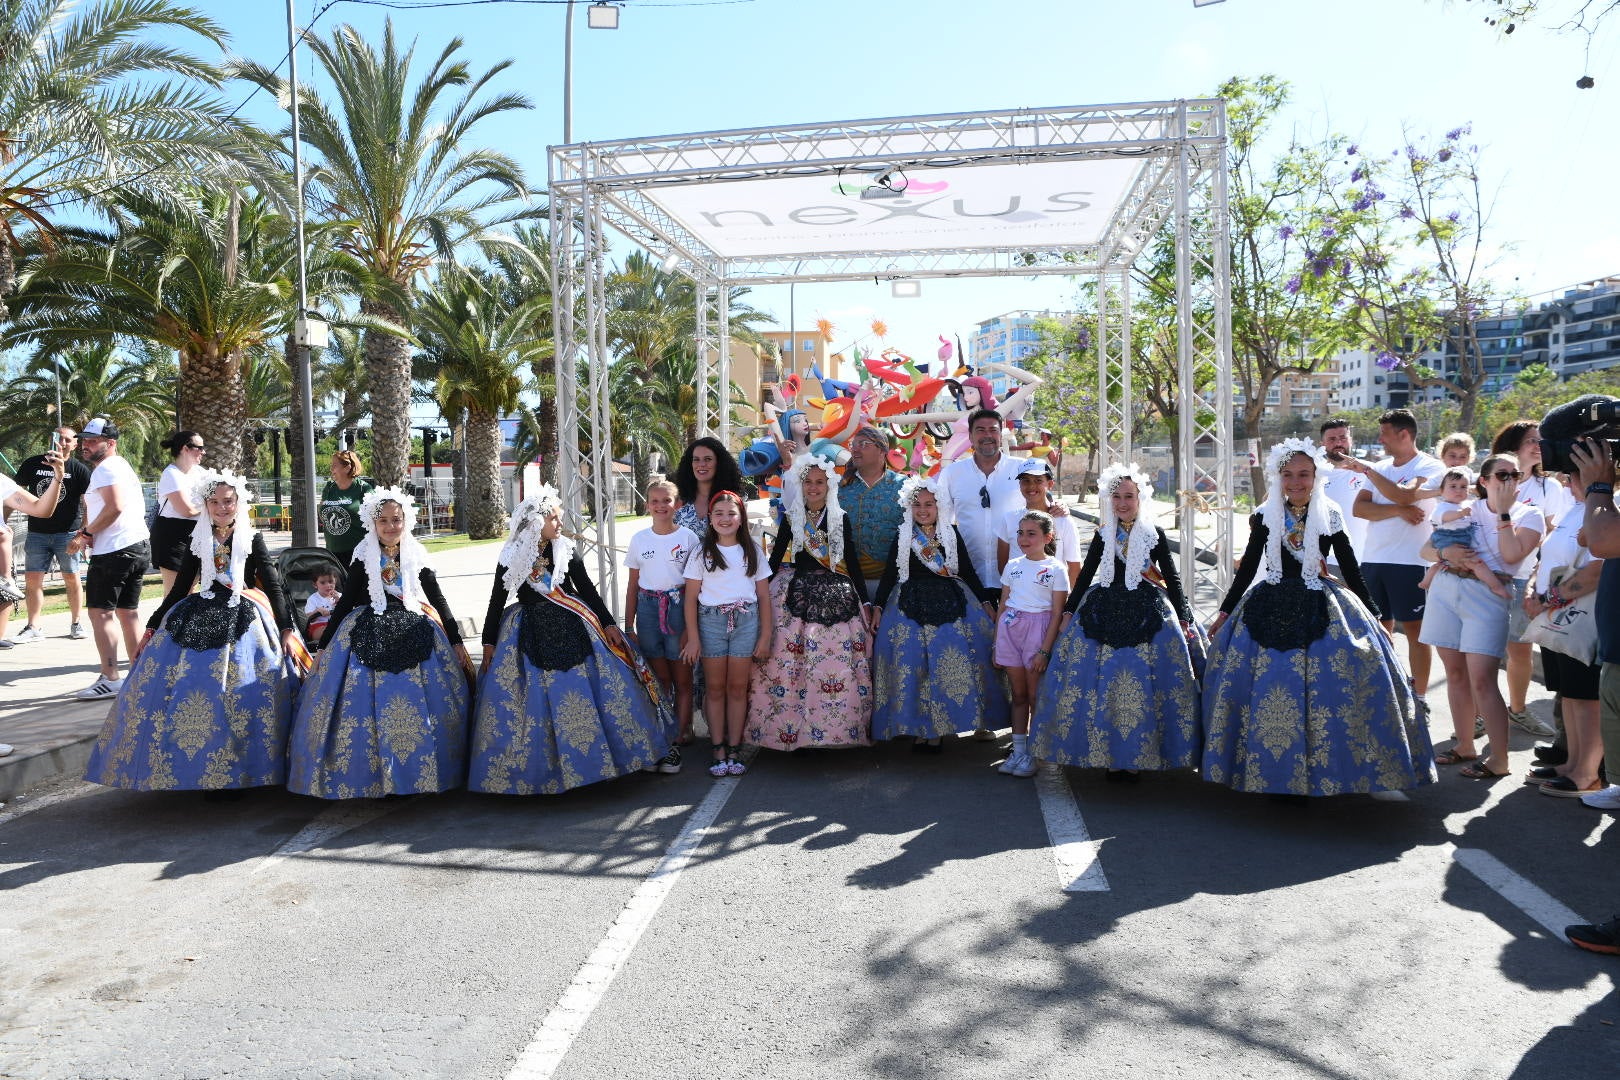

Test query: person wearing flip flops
[1519,467,1605,799]
[680,491,772,777]
[1418,452,1545,780]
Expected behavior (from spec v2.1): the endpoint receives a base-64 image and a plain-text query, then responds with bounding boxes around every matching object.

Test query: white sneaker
[11,625,43,644]
[1580,785,1620,811]
[1006,750,1038,778]
[997,753,1017,774]
[74,677,122,700]
[68,622,87,640]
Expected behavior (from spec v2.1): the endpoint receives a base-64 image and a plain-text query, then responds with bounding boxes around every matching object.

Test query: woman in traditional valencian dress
[1030,463,1200,781]
[86,470,306,793]
[468,489,674,794]
[870,476,1006,751]
[748,454,873,751]
[288,488,471,799]
[1202,439,1436,797]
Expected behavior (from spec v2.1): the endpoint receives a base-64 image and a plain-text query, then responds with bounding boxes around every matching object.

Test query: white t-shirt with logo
[1322,465,1368,564]
[684,541,771,606]
[1001,554,1067,613]
[1516,474,1573,530]
[626,525,700,592]
[0,473,17,504]
[83,454,150,555]
[997,507,1081,565]
[1359,452,1446,567]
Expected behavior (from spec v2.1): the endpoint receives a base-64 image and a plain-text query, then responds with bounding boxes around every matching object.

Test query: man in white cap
[65,417,151,700]
[0,443,66,753]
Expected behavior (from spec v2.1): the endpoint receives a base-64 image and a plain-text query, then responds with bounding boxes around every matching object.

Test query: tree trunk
[0,235,15,320]
[464,407,507,539]
[181,345,248,475]
[531,353,557,486]
[362,298,412,488]
[631,448,650,515]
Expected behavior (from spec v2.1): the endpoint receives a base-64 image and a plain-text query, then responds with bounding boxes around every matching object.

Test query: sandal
[1459,761,1511,781]
[1434,749,1478,766]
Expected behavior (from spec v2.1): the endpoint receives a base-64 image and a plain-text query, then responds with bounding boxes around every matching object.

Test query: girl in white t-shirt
[680,491,771,778]
[994,511,1068,778]
[625,480,701,748]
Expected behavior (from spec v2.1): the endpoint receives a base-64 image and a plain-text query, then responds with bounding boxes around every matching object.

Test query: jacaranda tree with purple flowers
[1323,125,1520,433]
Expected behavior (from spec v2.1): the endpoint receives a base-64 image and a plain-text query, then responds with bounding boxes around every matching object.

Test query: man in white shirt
[1345,409,1447,695]
[1318,417,1368,574]
[65,417,152,700]
[942,409,1027,594]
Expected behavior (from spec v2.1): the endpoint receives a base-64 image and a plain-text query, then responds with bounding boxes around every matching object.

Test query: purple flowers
[1375,351,1400,371]
[1352,195,1373,211]
[1399,204,1416,219]
[1321,225,1337,238]
[1285,275,1302,295]
[1347,144,1359,156]
[1437,147,1453,163]
[1351,167,1364,183]
[1447,210,1462,223]
[1278,225,1295,240]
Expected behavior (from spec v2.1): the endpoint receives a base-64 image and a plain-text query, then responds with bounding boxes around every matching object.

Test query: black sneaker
[1567,915,1620,956]
[656,747,682,774]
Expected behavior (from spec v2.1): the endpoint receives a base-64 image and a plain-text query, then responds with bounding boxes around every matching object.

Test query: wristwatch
[78,529,94,540]
[1498,513,1511,522]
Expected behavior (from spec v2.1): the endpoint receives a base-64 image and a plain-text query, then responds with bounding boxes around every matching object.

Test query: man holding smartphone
[8,426,92,645]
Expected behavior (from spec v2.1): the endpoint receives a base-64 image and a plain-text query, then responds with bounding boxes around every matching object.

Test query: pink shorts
[995,608,1052,668]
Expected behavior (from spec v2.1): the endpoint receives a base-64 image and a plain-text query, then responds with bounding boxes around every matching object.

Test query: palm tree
[606,251,775,378]
[483,225,558,479]
[235,20,535,489]
[0,0,278,319]
[6,189,301,473]
[0,341,174,458]
[415,268,548,539]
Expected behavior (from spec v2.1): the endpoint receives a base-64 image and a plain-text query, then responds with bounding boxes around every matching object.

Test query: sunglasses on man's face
[1489,470,1522,483]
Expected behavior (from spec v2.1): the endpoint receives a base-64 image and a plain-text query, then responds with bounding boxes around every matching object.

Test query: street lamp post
[563,2,620,143]
[286,0,319,547]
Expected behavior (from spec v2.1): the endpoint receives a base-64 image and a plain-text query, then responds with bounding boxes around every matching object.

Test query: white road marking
[1452,846,1586,938]
[1034,763,1110,893]
[0,781,97,827]
[1583,814,1614,848]
[505,773,747,1080]
[251,798,413,875]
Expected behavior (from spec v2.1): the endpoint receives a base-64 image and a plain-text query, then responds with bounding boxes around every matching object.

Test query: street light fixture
[564,1,622,143]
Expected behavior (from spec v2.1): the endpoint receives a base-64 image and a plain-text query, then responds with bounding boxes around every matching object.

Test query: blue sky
[212,0,1616,359]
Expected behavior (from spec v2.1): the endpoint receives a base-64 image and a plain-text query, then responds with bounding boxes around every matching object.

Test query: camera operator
[1563,431,1620,954]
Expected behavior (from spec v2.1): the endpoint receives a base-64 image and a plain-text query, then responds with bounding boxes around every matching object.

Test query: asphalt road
[1,692,1616,1080]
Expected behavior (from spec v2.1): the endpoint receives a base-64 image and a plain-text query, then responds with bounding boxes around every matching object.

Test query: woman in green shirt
[320,450,374,565]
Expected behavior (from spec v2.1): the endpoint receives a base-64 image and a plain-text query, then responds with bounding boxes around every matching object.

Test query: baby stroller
[276,547,349,640]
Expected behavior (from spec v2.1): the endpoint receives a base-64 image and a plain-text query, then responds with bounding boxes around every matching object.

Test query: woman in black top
[1201,439,1436,797]
[86,470,301,791]
[870,475,1006,750]
[467,488,673,794]
[1030,463,1201,780]
[288,487,471,798]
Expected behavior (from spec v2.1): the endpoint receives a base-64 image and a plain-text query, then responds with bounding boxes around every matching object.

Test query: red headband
[708,489,743,510]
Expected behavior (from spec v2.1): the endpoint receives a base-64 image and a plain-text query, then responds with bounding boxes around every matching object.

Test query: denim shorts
[1506,577,1533,642]
[634,590,687,660]
[1418,570,1510,658]
[698,601,760,659]
[24,529,81,575]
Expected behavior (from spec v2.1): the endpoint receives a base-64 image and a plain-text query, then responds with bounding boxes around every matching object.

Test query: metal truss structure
[549,100,1234,614]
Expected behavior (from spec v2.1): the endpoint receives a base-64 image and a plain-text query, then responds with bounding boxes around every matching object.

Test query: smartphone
[48,431,60,455]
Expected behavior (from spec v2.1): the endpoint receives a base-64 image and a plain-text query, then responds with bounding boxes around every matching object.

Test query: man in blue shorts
[1345,409,1446,696]
[9,426,92,645]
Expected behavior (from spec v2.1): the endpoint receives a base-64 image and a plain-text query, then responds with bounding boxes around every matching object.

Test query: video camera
[1539,394,1620,475]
